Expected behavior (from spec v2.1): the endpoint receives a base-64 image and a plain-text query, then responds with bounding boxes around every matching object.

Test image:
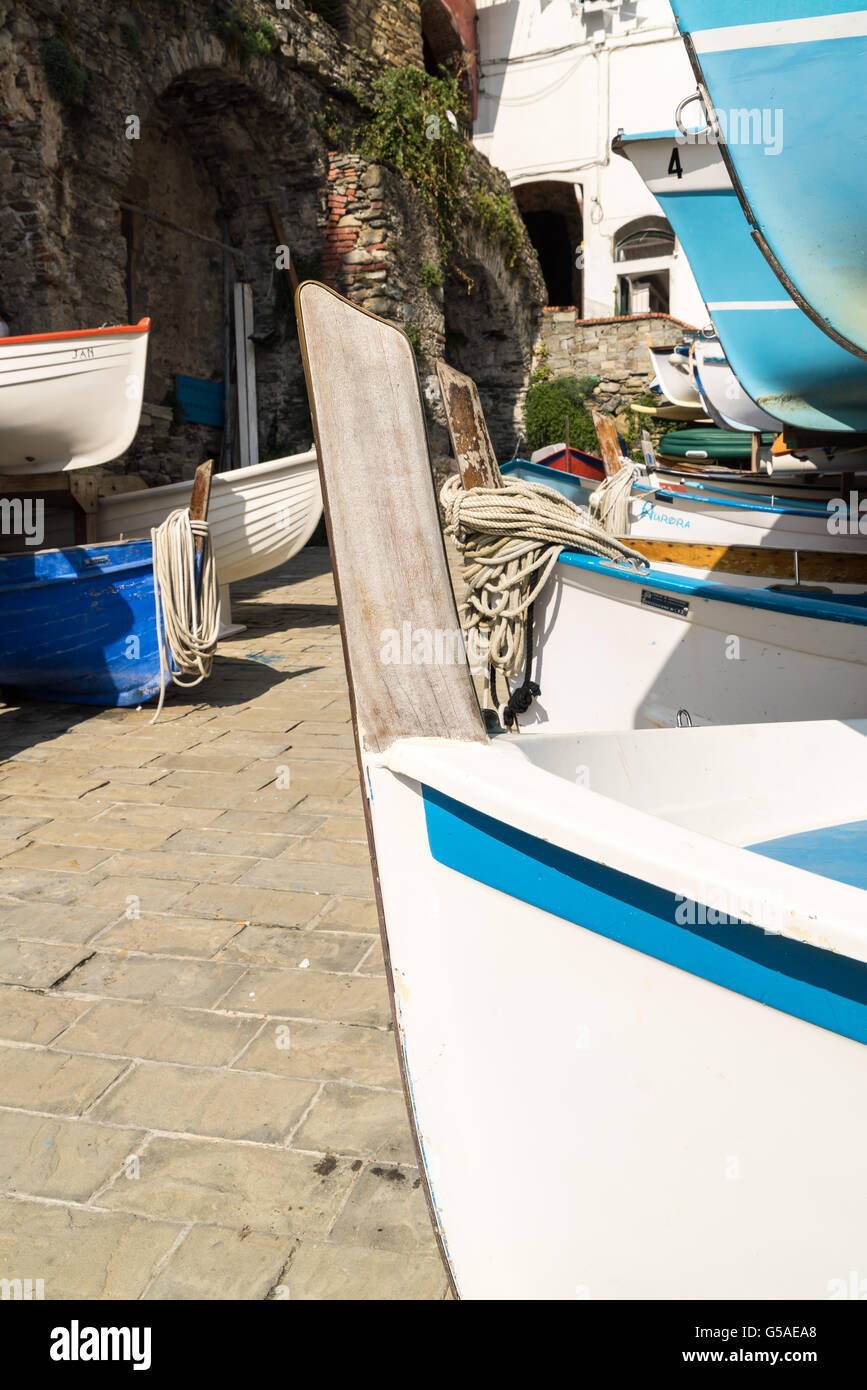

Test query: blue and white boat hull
[502,457,867,552]
[0,539,169,707]
[669,1,867,360]
[299,277,867,1301]
[369,723,867,1298]
[616,130,867,431]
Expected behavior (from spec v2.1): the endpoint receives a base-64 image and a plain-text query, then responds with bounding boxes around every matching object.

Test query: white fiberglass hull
[648,346,702,409]
[691,340,782,433]
[0,323,149,472]
[365,723,867,1299]
[97,449,322,585]
[519,554,867,731]
[296,277,867,1304]
[626,487,864,552]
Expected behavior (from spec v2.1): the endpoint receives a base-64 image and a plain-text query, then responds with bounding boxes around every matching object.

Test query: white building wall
[474,0,707,324]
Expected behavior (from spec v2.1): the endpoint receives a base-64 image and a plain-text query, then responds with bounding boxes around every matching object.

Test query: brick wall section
[322,156,391,302]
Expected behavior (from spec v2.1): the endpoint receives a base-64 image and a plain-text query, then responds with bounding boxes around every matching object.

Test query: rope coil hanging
[587,459,643,535]
[440,474,647,727]
[149,507,220,723]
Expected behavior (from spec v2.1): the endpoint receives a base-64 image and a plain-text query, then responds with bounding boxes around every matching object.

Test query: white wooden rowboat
[298,281,867,1300]
[0,321,149,473]
[97,449,322,631]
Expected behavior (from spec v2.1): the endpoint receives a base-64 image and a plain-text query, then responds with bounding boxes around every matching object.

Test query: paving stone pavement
[0,549,451,1301]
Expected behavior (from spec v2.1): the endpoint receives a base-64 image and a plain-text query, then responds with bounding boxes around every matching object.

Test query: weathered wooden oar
[296,281,484,1299]
[188,458,214,555]
[436,360,504,491]
[591,410,624,477]
[297,284,485,756]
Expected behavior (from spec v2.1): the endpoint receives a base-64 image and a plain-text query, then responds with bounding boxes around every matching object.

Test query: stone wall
[1,0,541,489]
[532,306,699,442]
[334,0,422,67]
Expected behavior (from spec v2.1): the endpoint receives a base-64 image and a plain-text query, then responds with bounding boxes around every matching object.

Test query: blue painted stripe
[503,457,834,518]
[557,550,867,625]
[672,1,867,34]
[422,784,867,1046]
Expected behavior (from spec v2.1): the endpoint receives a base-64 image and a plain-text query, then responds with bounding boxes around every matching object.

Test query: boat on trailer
[0,321,150,473]
[298,281,867,1299]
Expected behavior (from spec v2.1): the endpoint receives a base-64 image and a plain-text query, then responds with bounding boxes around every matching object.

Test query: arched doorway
[513,181,583,310]
[120,66,326,476]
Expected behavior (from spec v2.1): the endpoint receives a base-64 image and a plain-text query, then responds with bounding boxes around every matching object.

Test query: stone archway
[513,181,583,311]
[119,63,329,480]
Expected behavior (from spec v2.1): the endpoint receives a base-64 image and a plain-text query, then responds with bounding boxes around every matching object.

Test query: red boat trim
[0,319,150,347]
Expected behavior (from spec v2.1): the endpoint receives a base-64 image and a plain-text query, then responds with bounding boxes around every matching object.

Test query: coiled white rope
[588,459,642,534]
[440,474,647,700]
[149,507,219,723]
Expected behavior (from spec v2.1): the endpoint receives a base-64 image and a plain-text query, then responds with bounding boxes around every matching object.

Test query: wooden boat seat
[622,538,867,585]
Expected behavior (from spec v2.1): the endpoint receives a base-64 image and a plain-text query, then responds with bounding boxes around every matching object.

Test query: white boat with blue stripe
[615,128,867,432]
[298,282,867,1300]
[668,0,867,360]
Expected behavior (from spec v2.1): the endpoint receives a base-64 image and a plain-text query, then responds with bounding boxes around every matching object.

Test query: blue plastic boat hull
[0,539,169,707]
[616,132,867,432]
[670,1,867,359]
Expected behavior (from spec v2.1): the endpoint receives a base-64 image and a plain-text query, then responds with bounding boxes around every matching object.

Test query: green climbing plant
[421,263,443,293]
[470,190,526,271]
[39,35,86,105]
[214,6,277,59]
[356,66,469,249]
[523,375,600,453]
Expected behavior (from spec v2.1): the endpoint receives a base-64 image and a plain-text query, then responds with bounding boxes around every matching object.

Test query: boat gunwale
[0,319,151,348]
[557,549,867,624]
[376,729,867,965]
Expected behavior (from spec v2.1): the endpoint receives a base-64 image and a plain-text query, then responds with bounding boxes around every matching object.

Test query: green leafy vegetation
[523,374,600,452]
[403,320,423,355]
[215,6,277,59]
[357,66,469,249]
[470,190,526,271]
[39,35,86,106]
[421,263,443,293]
[313,102,343,150]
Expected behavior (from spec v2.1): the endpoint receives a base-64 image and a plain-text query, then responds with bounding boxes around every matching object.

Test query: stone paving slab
[0,551,447,1300]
